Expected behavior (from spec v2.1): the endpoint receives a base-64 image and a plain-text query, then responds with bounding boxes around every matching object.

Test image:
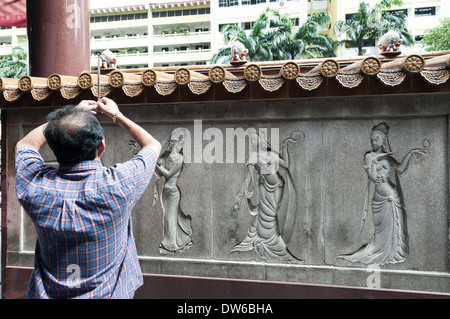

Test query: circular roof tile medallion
[361,56,381,75]
[175,68,191,85]
[109,70,124,88]
[0,78,4,90]
[47,74,62,90]
[244,64,262,81]
[77,72,93,89]
[320,59,340,78]
[403,54,425,73]
[209,65,226,83]
[141,69,157,86]
[18,75,33,91]
[281,61,300,80]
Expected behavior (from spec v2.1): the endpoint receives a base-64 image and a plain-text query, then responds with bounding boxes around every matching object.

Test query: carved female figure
[153,128,193,255]
[231,130,304,262]
[339,123,428,265]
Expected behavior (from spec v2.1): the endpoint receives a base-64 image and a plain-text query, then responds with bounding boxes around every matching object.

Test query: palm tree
[279,11,336,60]
[211,8,282,63]
[211,8,335,63]
[334,0,413,56]
[0,46,27,78]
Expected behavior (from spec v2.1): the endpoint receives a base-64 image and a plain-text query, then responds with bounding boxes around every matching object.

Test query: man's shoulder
[15,146,45,169]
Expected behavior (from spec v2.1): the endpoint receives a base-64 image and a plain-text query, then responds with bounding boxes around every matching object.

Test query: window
[415,7,436,16]
[219,0,238,7]
[242,0,266,5]
[242,22,253,30]
[387,9,408,16]
[152,8,210,17]
[91,12,149,22]
[345,13,356,20]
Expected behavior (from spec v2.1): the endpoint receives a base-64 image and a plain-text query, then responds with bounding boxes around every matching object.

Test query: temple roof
[1,50,450,109]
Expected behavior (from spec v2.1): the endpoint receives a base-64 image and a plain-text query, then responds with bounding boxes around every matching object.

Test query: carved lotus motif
[244,64,261,81]
[109,71,124,87]
[209,66,226,83]
[19,76,32,91]
[47,74,62,90]
[78,73,92,89]
[175,68,191,85]
[320,59,339,77]
[361,57,381,75]
[142,69,157,86]
[404,55,425,73]
[281,62,299,80]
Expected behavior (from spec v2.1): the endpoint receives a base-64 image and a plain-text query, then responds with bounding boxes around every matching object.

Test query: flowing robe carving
[339,123,428,266]
[154,132,193,255]
[232,131,304,262]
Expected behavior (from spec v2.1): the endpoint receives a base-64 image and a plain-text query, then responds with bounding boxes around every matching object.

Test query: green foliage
[334,0,413,56]
[162,24,189,36]
[421,18,450,51]
[211,8,335,63]
[0,46,27,78]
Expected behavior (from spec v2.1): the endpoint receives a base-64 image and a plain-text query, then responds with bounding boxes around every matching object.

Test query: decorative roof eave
[1,50,450,108]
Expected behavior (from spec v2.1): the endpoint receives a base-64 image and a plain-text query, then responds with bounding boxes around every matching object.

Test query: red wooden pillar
[26,0,90,77]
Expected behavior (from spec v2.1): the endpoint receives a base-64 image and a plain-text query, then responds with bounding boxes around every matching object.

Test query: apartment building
[0,0,449,70]
[339,0,450,56]
[89,0,303,68]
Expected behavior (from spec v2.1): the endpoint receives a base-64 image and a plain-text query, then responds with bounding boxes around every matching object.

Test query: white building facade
[0,0,448,69]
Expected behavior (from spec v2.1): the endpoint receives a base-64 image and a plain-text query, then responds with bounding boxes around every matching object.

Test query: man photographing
[15,97,161,299]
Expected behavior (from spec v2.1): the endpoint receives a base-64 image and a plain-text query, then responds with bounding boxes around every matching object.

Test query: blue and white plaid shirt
[15,146,157,299]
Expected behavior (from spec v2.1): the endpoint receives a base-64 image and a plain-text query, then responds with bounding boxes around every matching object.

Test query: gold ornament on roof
[281,62,300,80]
[320,59,340,78]
[244,64,262,81]
[175,68,191,85]
[109,70,124,88]
[19,76,33,91]
[209,66,226,83]
[361,57,381,75]
[403,54,425,73]
[142,69,157,86]
[78,72,93,89]
[47,74,62,90]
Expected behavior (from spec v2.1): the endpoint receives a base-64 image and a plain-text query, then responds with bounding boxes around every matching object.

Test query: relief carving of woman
[231,130,304,262]
[339,123,428,265]
[153,128,193,255]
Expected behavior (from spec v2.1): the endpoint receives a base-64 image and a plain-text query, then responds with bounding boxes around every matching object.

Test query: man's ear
[97,138,106,157]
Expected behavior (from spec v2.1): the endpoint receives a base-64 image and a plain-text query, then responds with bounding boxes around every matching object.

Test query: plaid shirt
[15,146,157,299]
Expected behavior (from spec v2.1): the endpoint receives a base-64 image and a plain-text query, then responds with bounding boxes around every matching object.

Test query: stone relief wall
[6,95,450,293]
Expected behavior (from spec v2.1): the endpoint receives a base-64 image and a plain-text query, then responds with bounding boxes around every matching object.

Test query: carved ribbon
[258,75,285,92]
[420,66,450,85]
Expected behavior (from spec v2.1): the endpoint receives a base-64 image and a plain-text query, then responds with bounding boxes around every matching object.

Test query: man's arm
[15,123,47,152]
[96,97,162,156]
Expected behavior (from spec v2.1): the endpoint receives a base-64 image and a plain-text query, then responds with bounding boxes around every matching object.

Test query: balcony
[0,43,12,57]
[90,18,148,31]
[90,52,150,68]
[91,34,149,51]
[152,30,211,47]
[152,48,212,65]
[311,0,328,10]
